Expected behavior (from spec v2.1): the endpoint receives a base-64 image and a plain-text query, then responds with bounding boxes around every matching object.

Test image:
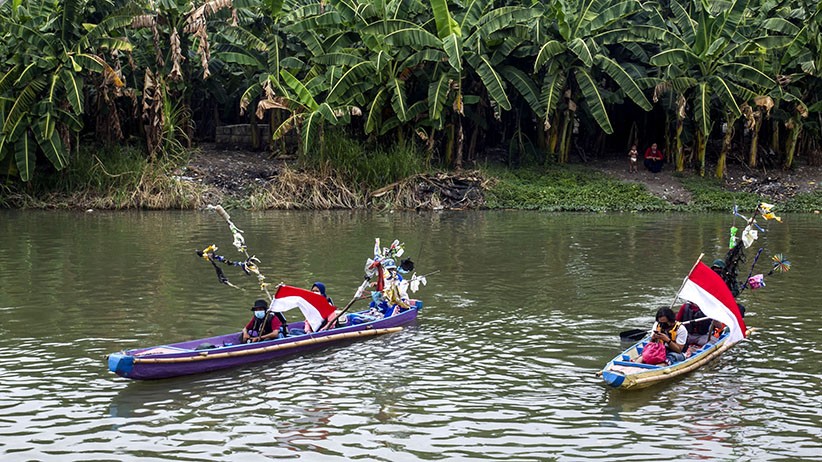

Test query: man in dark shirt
[241,299,283,343]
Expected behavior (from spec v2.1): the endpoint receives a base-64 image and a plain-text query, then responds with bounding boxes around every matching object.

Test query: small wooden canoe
[598,327,750,390]
[107,302,421,380]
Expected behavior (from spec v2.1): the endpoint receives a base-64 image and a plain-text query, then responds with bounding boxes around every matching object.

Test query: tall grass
[1,145,211,209]
[303,132,427,190]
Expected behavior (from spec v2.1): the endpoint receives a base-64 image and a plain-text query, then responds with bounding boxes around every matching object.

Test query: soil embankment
[182,144,820,209]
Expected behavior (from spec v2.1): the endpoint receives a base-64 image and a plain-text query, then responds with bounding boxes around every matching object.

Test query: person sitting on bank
[637,307,688,364]
[241,299,284,343]
[643,142,664,173]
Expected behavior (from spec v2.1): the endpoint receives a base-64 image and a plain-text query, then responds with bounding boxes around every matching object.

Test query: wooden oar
[619,316,713,342]
[619,329,648,342]
[318,278,372,332]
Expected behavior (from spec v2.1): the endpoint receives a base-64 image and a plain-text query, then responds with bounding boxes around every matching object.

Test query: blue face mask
[254,310,266,319]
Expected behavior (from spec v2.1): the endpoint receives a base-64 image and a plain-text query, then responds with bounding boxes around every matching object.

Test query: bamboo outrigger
[598,327,752,390]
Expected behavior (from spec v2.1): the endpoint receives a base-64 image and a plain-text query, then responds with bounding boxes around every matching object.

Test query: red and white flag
[269,285,336,332]
[679,262,747,344]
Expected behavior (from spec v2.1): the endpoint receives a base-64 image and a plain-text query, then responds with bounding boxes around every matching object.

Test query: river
[0,210,819,461]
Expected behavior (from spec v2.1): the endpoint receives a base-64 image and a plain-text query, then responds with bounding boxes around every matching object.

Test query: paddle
[317,278,371,332]
[319,269,438,331]
[619,316,713,342]
[619,329,648,342]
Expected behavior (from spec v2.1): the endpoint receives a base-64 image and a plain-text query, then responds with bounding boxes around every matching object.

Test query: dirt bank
[181,143,820,208]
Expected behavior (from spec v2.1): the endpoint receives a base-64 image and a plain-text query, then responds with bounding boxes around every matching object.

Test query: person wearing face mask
[304,281,352,332]
[650,307,688,364]
[241,299,284,343]
[311,282,333,305]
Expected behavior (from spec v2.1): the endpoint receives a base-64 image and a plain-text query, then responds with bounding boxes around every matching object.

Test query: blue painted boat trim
[601,371,625,387]
[108,353,133,376]
[611,360,661,369]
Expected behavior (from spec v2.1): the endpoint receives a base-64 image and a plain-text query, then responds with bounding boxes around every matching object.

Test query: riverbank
[182,144,822,212]
[2,143,821,212]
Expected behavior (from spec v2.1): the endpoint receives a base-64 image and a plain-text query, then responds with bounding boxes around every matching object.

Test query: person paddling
[241,299,284,343]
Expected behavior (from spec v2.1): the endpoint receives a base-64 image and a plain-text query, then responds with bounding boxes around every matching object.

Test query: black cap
[251,299,268,310]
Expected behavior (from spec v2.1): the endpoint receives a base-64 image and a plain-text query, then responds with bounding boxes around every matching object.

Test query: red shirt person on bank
[644,142,664,173]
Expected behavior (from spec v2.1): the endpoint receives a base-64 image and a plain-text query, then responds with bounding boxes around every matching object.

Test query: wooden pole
[134,327,402,364]
[669,252,705,310]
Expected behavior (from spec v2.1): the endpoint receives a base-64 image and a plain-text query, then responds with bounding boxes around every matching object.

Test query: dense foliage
[1,0,821,184]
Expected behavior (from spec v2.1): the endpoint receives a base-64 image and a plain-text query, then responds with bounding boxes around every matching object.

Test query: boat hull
[108,303,420,380]
[599,329,745,390]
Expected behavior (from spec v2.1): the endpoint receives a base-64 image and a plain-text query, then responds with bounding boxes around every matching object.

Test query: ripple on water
[1,212,821,461]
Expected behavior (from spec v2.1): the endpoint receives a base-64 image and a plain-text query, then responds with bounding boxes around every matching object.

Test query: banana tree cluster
[2,0,821,182]
[0,0,132,180]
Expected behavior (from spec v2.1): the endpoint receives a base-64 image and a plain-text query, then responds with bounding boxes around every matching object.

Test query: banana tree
[423,0,545,167]
[128,0,246,157]
[244,0,369,157]
[0,0,132,181]
[532,0,652,163]
[762,0,821,169]
[647,0,785,177]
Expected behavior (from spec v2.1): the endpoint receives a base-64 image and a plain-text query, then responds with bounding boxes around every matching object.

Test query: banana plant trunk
[444,123,454,167]
[454,117,464,170]
[558,110,571,163]
[696,130,706,176]
[664,112,671,164]
[468,123,479,163]
[771,120,780,158]
[547,113,560,163]
[716,114,734,179]
[250,104,260,150]
[784,116,802,170]
[748,110,763,168]
[675,113,685,172]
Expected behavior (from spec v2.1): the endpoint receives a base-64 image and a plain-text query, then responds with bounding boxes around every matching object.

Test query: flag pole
[669,252,704,310]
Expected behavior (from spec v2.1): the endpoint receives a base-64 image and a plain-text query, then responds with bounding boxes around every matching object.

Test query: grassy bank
[2,142,820,213]
[484,165,670,212]
[484,166,822,213]
[0,146,211,209]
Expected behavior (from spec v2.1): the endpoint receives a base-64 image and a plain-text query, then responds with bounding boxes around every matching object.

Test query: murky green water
[1,209,820,461]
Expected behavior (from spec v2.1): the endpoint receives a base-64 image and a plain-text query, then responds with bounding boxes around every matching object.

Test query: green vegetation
[781,190,822,213]
[485,165,670,212]
[483,166,822,213]
[2,145,208,209]
[678,176,762,212]
[305,133,427,189]
[1,0,821,209]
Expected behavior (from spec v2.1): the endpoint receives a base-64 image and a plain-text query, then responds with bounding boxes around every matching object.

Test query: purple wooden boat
[107,302,421,380]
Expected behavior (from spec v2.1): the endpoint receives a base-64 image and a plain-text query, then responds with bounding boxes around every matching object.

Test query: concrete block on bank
[215,124,269,150]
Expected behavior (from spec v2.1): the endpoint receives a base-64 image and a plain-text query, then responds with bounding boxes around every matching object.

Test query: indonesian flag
[269,285,337,332]
[679,262,747,344]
